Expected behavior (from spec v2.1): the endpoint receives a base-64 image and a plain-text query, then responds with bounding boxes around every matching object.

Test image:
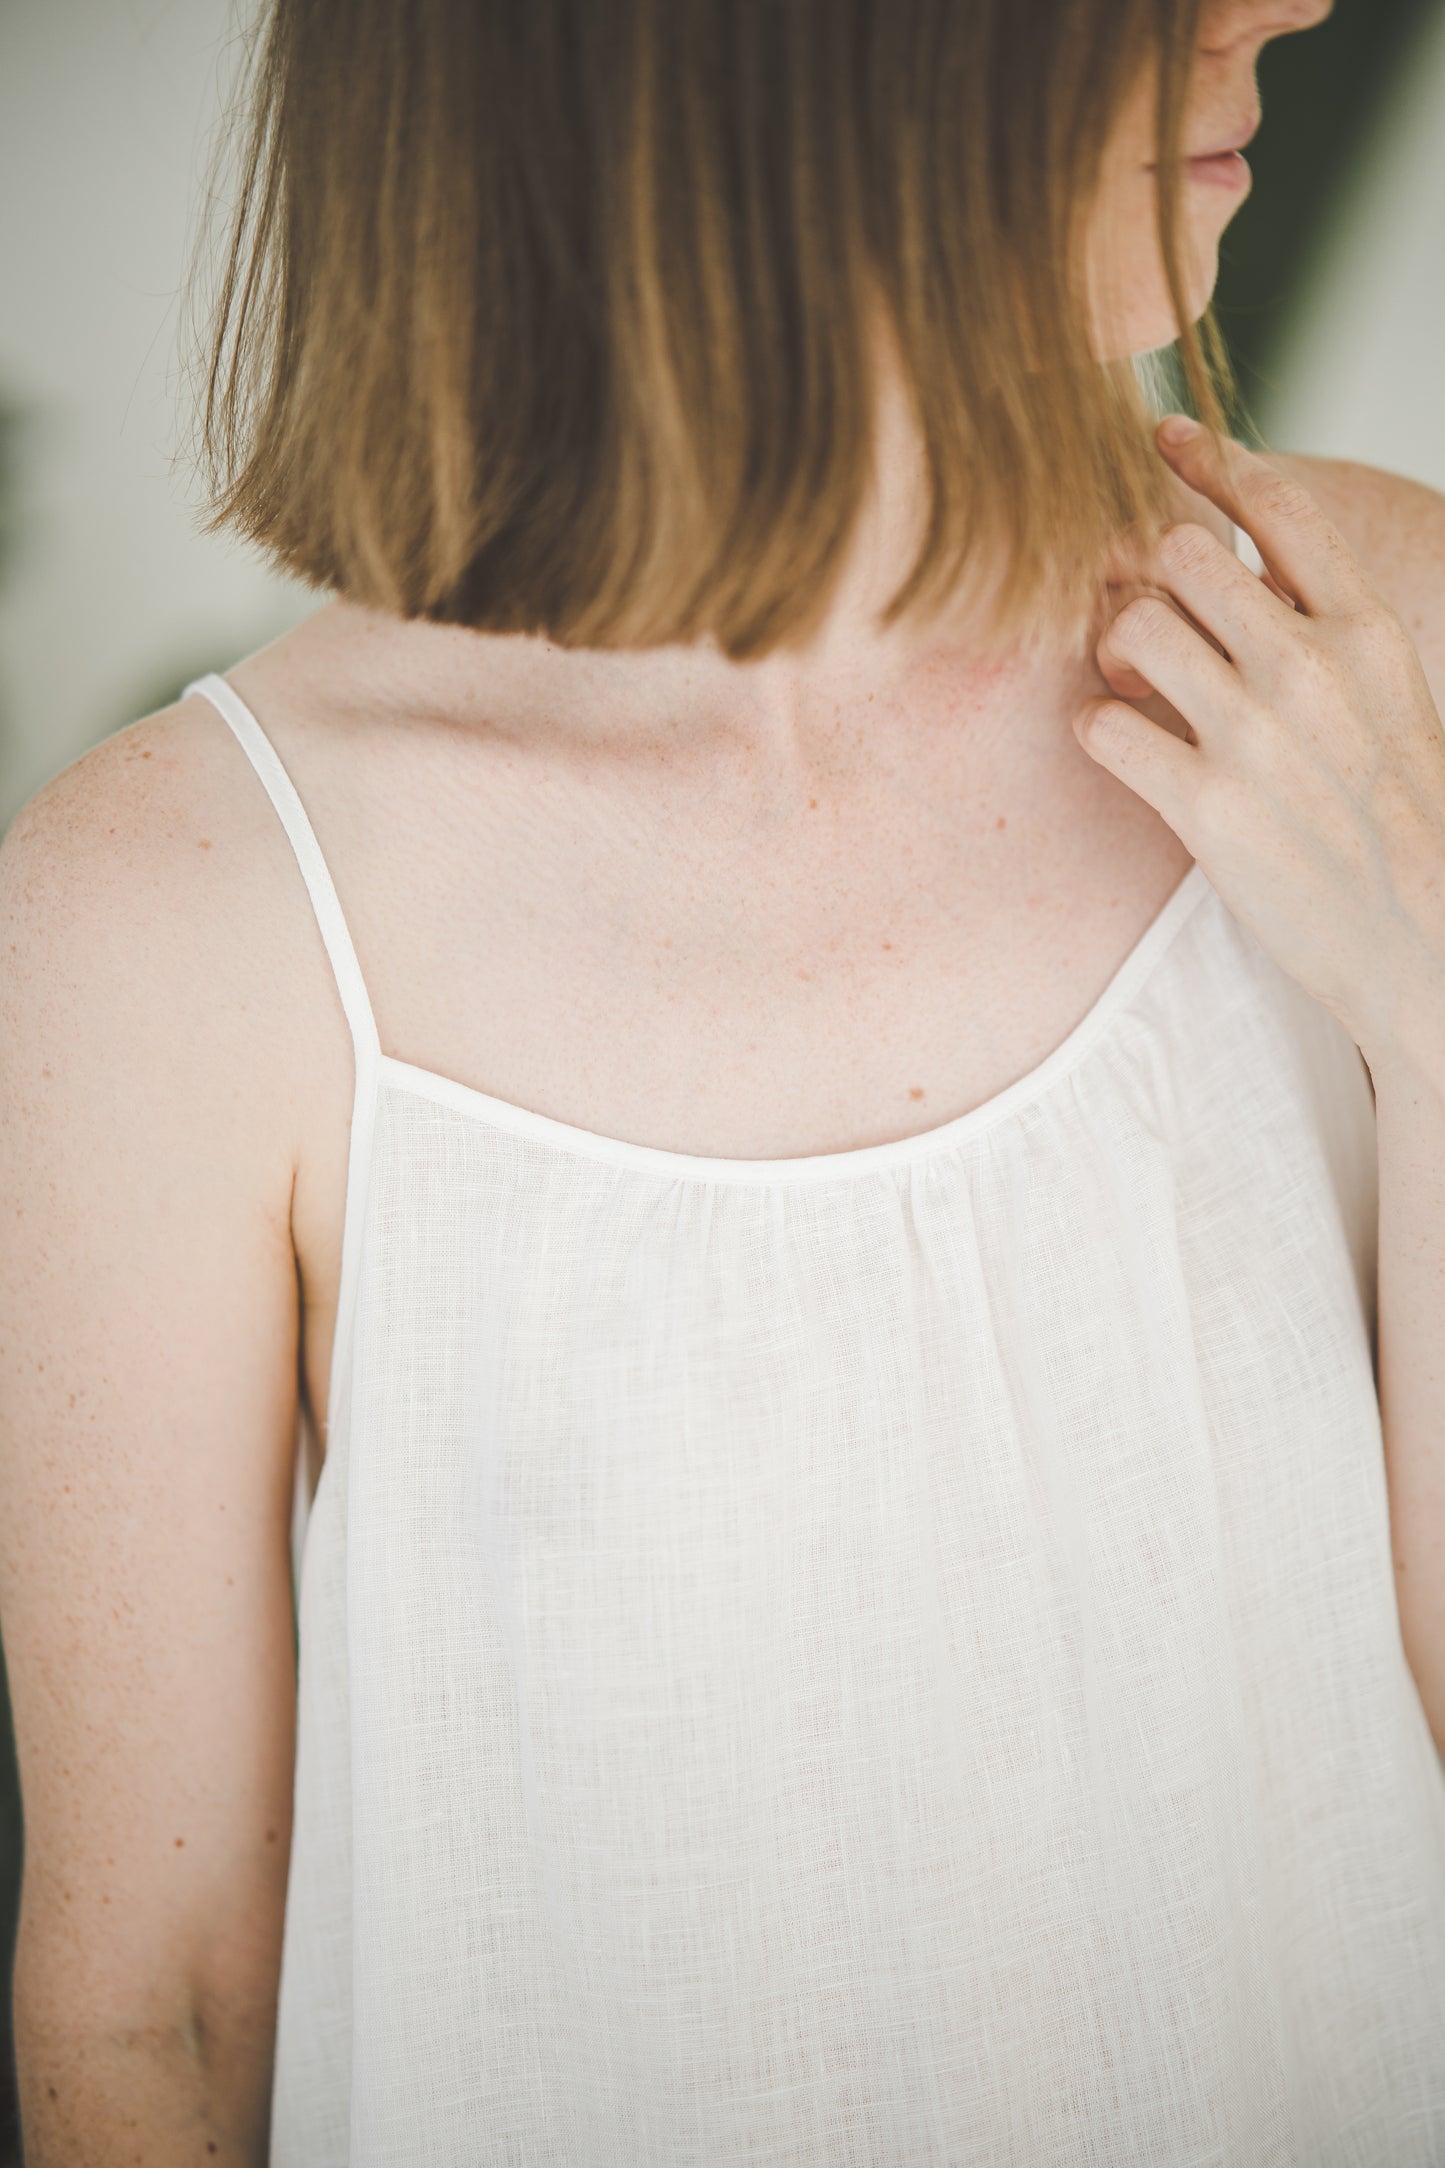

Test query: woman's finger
[1097,591,1243,744]
[1155,419,1378,621]
[1147,519,1299,679]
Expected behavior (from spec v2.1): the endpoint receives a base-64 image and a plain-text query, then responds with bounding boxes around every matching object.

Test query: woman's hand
[1077,416,1445,1076]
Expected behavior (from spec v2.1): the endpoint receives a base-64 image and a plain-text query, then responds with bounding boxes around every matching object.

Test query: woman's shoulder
[0,688,319,1177]
[1267,449,1445,712]
[5,689,267,881]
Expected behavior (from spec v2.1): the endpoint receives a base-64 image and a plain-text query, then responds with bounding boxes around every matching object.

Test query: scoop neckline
[377,859,1215,1186]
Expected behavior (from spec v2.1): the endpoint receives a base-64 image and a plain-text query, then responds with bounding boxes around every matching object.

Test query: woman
[4,0,1445,2159]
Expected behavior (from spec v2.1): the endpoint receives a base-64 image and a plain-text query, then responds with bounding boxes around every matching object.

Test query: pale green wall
[0,0,316,834]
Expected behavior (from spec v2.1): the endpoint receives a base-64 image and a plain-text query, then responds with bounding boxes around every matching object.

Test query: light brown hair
[185,0,1236,663]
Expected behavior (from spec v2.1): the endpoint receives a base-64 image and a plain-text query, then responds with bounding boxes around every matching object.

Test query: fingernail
[1158,414,1200,445]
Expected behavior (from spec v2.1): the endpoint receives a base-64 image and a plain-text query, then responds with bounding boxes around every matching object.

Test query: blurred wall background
[0,0,1442,2155]
[0,0,316,838]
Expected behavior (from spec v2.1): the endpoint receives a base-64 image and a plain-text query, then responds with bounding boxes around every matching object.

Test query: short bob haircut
[187,0,1238,665]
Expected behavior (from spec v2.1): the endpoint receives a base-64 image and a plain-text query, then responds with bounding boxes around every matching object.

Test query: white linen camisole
[184,521,1445,2166]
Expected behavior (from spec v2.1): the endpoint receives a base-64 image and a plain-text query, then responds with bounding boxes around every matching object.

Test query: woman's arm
[1267,455,1445,1754]
[1367,1028,1445,1758]
[0,713,307,2164]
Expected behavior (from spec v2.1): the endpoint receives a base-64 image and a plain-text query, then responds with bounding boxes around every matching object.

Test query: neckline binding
[377,859,1215,1186]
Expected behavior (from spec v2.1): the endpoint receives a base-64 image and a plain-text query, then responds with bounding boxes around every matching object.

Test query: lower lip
[1185,150,1251,189]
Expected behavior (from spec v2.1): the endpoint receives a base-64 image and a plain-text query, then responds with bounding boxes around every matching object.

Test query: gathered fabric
[186,532,1445,2166]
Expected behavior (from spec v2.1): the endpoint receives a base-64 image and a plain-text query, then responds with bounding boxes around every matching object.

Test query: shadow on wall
[1212,0,1439,422]
[0,0,1439,2155]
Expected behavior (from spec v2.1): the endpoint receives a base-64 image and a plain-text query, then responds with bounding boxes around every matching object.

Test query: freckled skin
[0,9,1350,2162]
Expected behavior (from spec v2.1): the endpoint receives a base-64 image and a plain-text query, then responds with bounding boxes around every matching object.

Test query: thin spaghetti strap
[183,671,382,1071]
